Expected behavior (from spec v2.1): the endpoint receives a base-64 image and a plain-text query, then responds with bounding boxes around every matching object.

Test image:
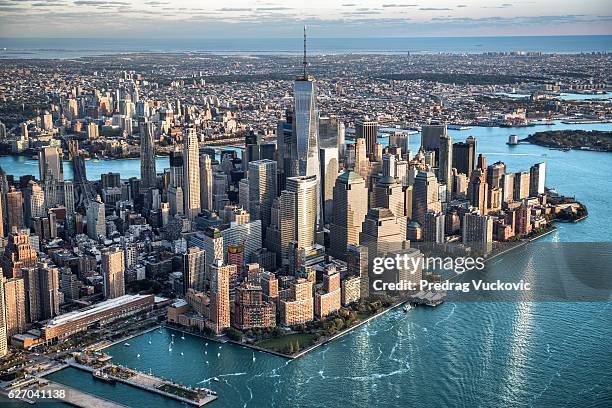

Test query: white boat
[213,377,219,382]
[124,343,130,347]
[137,354,140,358]
[181,335,185,340]
[403,304,412,313]
[181,352,184,356]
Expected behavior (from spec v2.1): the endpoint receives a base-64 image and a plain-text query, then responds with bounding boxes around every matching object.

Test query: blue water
[1,35,611,58]
[497,92,612,102]
[41,121,612,407]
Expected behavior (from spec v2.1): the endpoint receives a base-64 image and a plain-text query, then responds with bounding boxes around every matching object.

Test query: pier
[68,360,217,407]
[30,379,129,408]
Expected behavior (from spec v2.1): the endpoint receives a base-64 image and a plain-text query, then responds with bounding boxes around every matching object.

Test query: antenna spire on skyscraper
[303,26,307,78]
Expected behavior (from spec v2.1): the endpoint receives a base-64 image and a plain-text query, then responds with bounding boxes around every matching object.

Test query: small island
[524,130,612,152]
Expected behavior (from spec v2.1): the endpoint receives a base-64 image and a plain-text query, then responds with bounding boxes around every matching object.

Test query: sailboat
[252,352,256,362]
[181,335,185,340]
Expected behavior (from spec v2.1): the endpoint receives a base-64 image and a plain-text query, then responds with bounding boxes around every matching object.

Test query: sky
[0,0,610,38]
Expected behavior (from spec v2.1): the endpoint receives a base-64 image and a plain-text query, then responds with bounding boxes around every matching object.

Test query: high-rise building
[0,278,8,357]
[1,229,37,279]
[329,171,368,260]
[355,119,378,159]
[513,171,530,201]
[37,263,60,320]
[423,211,445,244]
[183,127,201,219]
[462,213,493,249]
[421,124,447,152]
[347,244,369,300]
[293,31,322,229]
[24,181,46,226]
[209,260,231,334]
[453,136,477,177]
[139,121,157,190]
[86,196,105,239]
[102,247,125,299]
[183,247,206,292]
[319,147,339,224]
[354,137,369,181]
[244,132,275,172]
[412,171,442,226]
[39,146,64,183]
[232,283,276,330]
[7,187,24,231]
[199,153,213,212]
[286,175,318,250]
[372,155,405,220]
[487,161,506,190]
[359,208,408,262]
[502,173,515,204]
[280,278,314,326]
[468,169,488,215]
[87,122,99,139]
[4,277,26,336]
[248,159,277,232]
[530,162,546,196]
[314,266,341,319]
[438,134,453,201]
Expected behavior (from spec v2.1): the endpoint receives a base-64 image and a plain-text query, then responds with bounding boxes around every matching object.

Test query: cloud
[73,0,129,5]
[144,1,169,4]
[419,7,452,11]
[382,3,418,7]
[255,7,291,11]
[341,3,356,6]
[218,7,251,12]
[457,4,467,7]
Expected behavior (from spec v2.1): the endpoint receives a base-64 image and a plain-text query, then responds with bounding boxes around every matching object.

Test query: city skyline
[0,1,611,38]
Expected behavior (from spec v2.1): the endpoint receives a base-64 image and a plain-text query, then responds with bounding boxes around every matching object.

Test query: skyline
[0,1,611,38]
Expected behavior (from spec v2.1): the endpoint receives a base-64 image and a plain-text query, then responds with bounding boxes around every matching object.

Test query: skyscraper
[412,171,442,226]
[424,211,446,244]
[86,196,105,239]
[421,124,447,152]
[183,247,206,293]
[468,169,488,215]
[293,28,322,229]
[7,187,24,231]
[209,260,231,334]
[463,212,493,251]
[529,162,546,196]
[1,228,37,279]
[329,171,368,260]
[200,153,213,212]
[183,127,201,219]
[248,159,277,233]
[37,263,60,320]
[355,119,378,159]
[4,277,26,336]
[513,171,530,201]
[140,121,157,190]
[438,134,453,201]
[102,246,125,299]
[319,147,339,224]
[453,136,477,177]
[286,175,318,250]
[39,146,64,183]
[0,278,8,357]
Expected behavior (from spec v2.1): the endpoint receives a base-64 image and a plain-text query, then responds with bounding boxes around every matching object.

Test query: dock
[68,360,217,407]
[37,380,128,408]
[409,291,446,307]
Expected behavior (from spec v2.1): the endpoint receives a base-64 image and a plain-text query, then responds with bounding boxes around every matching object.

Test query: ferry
[93,370,116,384]
[448,124,472,130]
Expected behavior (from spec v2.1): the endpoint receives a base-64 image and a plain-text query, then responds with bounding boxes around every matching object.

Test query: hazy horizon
[0,1,610,39]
